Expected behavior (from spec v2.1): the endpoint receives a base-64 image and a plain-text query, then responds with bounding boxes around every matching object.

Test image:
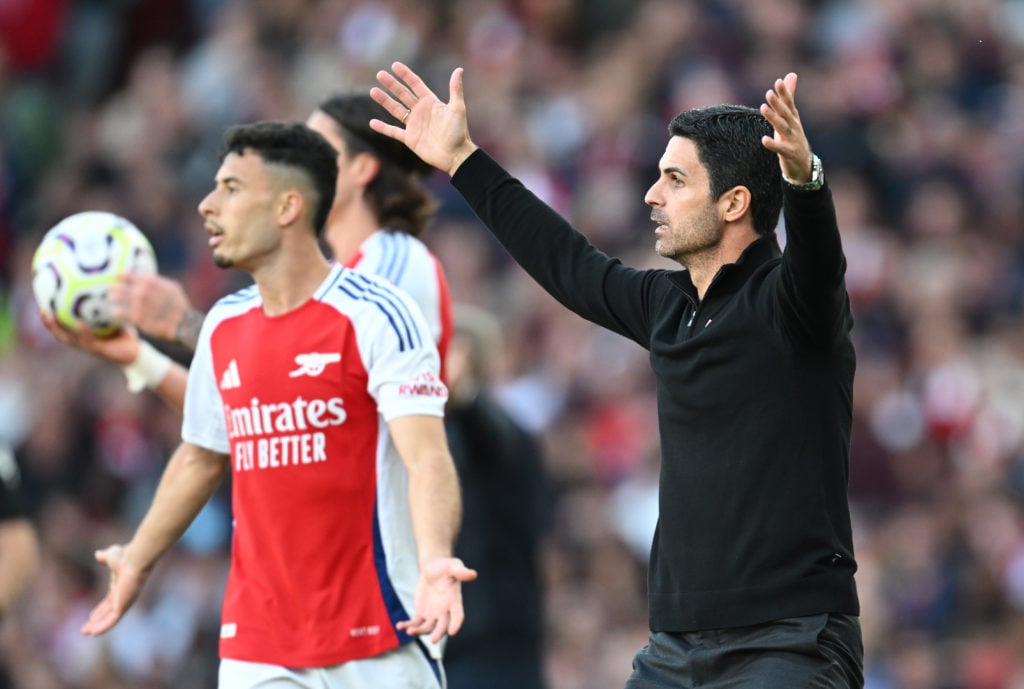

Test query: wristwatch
[783,154,824,191]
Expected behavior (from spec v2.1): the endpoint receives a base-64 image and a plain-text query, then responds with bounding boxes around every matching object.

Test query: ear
[718,185,752,224]
[349,152,381,186]
[277,189,305,227]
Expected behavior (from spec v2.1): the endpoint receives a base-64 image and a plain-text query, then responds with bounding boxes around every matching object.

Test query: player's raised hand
[370,63,478,177]
[759,73,813,184]
[397,556,477,643]
[80,544,148,636]
[40,311,141,366]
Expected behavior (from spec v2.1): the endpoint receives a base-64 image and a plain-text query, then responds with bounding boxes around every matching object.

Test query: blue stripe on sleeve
[377,232,412,285]
[337,272,423,351]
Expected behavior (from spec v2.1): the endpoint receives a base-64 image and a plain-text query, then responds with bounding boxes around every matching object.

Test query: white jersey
[182,264,447,668]
[346,229,452,380]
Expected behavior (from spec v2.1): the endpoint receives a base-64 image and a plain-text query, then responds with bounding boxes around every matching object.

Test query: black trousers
[625,613,863,689]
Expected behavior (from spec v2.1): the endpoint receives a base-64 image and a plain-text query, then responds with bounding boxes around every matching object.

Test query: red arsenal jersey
[182,264,447,667]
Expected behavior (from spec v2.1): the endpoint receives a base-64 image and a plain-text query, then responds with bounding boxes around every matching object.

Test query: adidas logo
[220,360,241,390]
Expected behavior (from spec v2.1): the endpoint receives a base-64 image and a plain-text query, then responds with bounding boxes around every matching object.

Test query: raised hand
[370,62,478,177]
[759,73,813,184]
[110,272,196,345]
[397,556,478,643]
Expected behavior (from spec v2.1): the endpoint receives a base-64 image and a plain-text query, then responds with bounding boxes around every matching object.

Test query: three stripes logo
[220,360,241,390]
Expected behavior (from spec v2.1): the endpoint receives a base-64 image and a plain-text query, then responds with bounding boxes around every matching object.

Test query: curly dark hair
[221,121,338,237]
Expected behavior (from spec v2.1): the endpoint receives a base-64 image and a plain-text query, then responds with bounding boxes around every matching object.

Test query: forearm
[781,181,844,284]
[152,362,187,412]
[0,521,38,614]
[407,452,462,565]
[122,343,187,411]
[779,181,853,345]
[174,306,204,352]
[451,150,653,342]
[122,443,227,573]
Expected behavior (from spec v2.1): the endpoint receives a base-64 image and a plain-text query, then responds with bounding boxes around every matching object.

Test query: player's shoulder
[321,265,428,338]
[364,228,430,252]
[321,265,414,311]
[361,229,439,283]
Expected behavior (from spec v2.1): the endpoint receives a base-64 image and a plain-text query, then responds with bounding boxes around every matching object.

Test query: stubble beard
[212,251,233,268]
[656,203,722,269]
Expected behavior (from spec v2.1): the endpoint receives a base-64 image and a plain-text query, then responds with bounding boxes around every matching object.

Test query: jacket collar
[667,233,782,300]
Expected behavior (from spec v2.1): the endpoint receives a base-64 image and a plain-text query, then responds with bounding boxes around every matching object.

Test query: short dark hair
[221,121,338,236]
[668,105,783,237]
[316,92,437,237]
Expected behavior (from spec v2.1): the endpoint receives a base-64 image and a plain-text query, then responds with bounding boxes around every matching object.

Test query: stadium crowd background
[2,0,1024,687]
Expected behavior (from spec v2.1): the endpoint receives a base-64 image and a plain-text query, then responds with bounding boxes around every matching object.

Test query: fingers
[82,545,126,636]
[373,62,465,123]
[760,75,799,136]
[374,61,436,116]
[431,611,451,644]
[397,615,434,636]
[446,600,466,637]
[95,545,120,566]
[449,67,464,108]
[759,72,812,160]
[108,275,130,309]
[374,71,418,115]
[397,558,476,641]
[390,61,436,103]
[39,310,72,342]
[452,561,478,582]
[40,310,97,346]
[369,86,409,139]
[81,596,119,636]
[396,612,452,643]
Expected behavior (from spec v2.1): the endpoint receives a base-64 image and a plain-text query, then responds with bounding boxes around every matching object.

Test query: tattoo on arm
[175,307,204,352]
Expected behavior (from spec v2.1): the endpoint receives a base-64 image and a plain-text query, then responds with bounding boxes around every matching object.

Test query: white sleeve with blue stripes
[336,270,448,421]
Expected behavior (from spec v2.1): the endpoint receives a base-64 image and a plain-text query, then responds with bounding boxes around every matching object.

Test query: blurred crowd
[2,0,1024,687]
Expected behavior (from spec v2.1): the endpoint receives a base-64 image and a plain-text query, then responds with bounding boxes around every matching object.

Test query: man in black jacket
[370,65,863,688]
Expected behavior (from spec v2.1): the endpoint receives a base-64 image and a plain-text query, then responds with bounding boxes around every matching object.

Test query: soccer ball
[32,211,158,336]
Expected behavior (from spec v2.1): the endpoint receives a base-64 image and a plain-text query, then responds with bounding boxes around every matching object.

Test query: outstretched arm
[370,62,478,177]
[81,441,228,636]
[371,61,658,346]
[387,414,476,643]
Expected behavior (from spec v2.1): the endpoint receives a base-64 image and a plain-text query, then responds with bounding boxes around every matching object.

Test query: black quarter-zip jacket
[452,149,859,631]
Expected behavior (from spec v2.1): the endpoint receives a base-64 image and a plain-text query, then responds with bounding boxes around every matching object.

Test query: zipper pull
[687,312,695,327]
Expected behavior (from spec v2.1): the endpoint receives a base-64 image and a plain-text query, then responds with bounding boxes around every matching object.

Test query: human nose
[197,190,215,218]
[644,180,661,207]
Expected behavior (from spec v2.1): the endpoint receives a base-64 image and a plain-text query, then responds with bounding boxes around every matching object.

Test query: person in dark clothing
[443,304,549,689]
[370,64,864,688]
